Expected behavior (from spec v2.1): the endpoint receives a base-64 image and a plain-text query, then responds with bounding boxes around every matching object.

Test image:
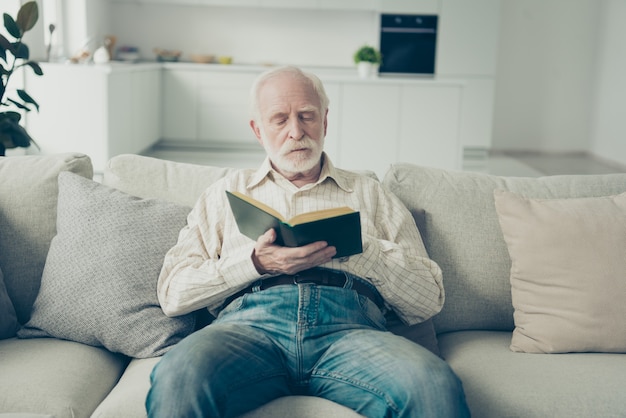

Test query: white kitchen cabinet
[435,0,499,151]
[111,0,376,12]
[109,67,162,157]
[259,0,317,9]
[457,78,494,149]
[159,66,464,178]
[162,68,260,146]
[338,83,401,178]
[198,0,260,6]
[398,84,462,170]
[320,81,341,163]
[24,63,162,173]
[337,81,462,179]
[318,0,376,10]
[132,0,199,4]
[162,69,198,141]
[197,72,258,146]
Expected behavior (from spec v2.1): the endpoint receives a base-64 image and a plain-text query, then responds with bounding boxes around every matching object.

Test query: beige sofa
[1,152,625,418]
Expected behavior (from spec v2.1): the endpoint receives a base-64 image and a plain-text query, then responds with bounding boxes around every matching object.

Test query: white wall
[589,0,626,167]
[107,3,378,68]
[10,0,626,166]
[491,0,600,153]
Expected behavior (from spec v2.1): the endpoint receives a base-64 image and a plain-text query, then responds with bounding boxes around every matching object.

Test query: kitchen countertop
[162,62,467,86]
[39,61,163,73]
[39,61,466,86]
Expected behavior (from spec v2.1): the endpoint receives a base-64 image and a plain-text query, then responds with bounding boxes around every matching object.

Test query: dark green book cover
[226,191,363,258]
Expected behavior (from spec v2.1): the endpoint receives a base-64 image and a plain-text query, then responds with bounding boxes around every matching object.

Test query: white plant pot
[357,62,377,79]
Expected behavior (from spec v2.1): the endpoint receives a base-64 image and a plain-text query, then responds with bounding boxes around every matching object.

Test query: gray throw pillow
[18,172,195,358]
[0,265,19,339]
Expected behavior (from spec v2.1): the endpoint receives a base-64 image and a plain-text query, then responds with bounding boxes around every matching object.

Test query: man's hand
[252,229,336,275]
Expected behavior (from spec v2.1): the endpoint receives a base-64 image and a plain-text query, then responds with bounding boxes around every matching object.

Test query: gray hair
[249,66,329,123]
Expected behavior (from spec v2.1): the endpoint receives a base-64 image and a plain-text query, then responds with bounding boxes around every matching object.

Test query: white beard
[266,136,324,175]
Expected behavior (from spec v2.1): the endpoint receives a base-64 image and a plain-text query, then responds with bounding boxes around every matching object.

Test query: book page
[228,191,286,223]
[289,207,355,225]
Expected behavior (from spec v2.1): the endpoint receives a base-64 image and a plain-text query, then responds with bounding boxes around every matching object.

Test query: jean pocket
[355,292,387,331]
[216,294,247,320]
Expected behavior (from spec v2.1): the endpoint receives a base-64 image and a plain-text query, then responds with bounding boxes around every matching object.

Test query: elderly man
[146,66,469,418]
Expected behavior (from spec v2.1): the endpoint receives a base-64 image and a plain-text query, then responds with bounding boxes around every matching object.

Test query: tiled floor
[497,151,626,176]
[143,143,626,178]
[463,151,626,177]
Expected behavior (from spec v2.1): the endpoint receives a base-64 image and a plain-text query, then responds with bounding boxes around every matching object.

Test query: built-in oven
[379,14,438,76]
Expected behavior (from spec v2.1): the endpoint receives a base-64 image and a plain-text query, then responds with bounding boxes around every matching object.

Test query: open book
[226,191,363,258]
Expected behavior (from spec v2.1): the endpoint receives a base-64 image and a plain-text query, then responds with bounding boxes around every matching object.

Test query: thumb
[261,228,277,245]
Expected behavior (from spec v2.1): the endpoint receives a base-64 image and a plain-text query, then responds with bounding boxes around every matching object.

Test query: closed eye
[300,112,316,122]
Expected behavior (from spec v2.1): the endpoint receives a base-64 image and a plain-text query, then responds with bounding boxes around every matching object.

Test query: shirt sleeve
[331,182,445,325]
[156,185,262,317]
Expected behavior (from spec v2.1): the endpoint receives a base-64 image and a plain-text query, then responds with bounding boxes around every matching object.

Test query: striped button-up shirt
[157,154,444,325]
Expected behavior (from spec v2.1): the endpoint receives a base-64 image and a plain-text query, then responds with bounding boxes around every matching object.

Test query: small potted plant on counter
[353,45,382,79]
[0,1,43,156]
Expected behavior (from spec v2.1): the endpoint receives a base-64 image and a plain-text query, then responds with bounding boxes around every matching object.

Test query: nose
[288,118,304,140]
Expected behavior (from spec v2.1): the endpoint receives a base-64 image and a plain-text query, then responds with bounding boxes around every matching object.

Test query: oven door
[379,14,438,76]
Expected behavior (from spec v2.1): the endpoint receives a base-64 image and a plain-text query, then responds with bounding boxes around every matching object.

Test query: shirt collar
[246,153,353,193]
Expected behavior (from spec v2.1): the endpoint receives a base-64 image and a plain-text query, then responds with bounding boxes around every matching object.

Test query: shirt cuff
[220,241,267,289]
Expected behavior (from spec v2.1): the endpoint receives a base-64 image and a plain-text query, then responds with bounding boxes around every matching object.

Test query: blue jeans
[146,283,470,418]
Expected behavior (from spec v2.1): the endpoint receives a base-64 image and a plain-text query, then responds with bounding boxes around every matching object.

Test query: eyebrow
[268,106,319,121]
[298,105,319,113]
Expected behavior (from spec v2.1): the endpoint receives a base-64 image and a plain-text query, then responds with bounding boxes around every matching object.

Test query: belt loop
[342,271,352,289]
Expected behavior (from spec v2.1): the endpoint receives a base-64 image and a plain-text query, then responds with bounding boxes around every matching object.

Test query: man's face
[250,73,328,176]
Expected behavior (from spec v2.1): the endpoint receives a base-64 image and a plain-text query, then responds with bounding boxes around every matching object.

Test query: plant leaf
[0,113,32,148]
[3,13,21,39]
[0,111,22,122]
[24,61,43,76]
[0,34,9,62]
[17,89,38,111]
[16,2,38,33]
[12,42,28,60]
[7,98,30,111]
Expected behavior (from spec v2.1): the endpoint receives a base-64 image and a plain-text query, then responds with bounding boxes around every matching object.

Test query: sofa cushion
[439,330,626,418]
[18,172,195,358]
[494,189,626,353]
[103,153,235,206]
[0,153,93,323]
[91,357,160,418]
[94,359,364,418]
[0,266,18,340]
[382,164,626,334]
[0,337,127,418]
[93,356,362,418]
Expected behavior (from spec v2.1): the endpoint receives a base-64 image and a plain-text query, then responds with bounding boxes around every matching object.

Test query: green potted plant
[0,1,43,156]
[353,45,382,78]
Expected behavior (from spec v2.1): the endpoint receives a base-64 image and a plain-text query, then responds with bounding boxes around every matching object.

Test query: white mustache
[280,137,317,155]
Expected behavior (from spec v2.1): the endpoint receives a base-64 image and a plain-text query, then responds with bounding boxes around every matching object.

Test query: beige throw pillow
[494,189,626,353]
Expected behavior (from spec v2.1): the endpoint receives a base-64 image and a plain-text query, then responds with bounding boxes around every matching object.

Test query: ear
[250,119,263,145]
[323,108,329,137]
